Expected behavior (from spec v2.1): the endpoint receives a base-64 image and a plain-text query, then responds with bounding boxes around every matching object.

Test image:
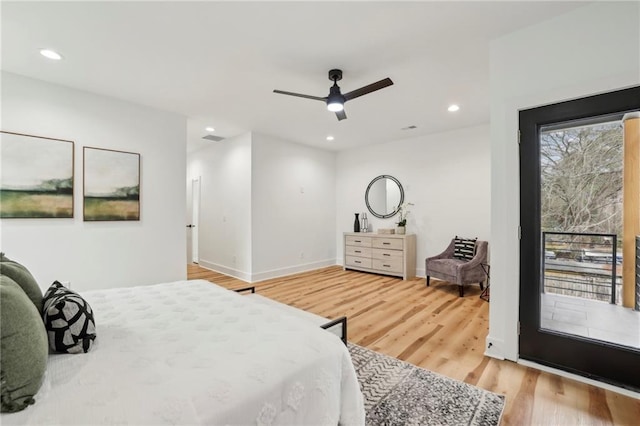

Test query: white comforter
[3,280,364,425]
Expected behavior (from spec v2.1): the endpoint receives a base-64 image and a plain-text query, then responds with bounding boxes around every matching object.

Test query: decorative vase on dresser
[353,213,360,232]
[396,226,406,235]
[361,212,369,233]
[343,232,416,280]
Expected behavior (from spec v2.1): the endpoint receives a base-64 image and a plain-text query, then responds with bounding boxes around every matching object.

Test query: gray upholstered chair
[425,239,488,297]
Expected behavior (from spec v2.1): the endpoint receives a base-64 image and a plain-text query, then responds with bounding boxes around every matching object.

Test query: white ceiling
[2,1,589,153]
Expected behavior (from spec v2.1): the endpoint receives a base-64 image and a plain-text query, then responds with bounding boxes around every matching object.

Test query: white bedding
[3,280,364,425]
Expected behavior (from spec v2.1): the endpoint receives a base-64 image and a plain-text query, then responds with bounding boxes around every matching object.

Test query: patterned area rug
[348,343,505,426]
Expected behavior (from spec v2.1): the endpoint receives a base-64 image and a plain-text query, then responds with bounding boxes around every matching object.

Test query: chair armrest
[458,241,488,272]
[457,256,483,272]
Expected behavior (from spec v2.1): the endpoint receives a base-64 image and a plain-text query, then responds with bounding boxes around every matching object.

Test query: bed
[2,279,364,425]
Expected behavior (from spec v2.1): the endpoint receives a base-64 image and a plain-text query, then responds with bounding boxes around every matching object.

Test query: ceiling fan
[273,69,393,121]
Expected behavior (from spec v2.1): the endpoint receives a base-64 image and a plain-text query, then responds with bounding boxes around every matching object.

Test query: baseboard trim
[197,259,339,283]
[197,260,251,282]
[251,259,337,282]
[517,359,640,399]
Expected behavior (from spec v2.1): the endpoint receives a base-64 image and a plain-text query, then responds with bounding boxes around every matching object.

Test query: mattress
[2,280,364,425]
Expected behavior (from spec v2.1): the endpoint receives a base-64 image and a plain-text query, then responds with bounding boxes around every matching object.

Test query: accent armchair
[425,239,488,297]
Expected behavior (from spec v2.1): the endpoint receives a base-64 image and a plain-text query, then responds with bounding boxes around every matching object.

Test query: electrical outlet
[484,337,504,359]
[300,252,304,259]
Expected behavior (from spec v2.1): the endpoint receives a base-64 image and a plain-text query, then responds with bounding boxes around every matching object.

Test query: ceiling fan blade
[335,110,347,121]
[273,90,326,101]
[343,78,393,101]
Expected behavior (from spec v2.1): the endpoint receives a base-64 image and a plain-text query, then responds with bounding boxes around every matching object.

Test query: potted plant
[395,202,413,234]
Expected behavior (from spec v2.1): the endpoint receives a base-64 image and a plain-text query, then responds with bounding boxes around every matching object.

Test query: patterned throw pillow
[42,282,96,354]
[453,236,477,261]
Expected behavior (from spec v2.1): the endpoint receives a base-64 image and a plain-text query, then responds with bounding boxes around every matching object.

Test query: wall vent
[202,134,224,142]
[401,125,417,130]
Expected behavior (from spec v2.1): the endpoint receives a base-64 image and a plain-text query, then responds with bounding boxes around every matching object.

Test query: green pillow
[0,254,43,313]
[0,275,48,413]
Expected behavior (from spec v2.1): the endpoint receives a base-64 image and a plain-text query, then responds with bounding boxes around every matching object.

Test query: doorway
[519,86,640,391]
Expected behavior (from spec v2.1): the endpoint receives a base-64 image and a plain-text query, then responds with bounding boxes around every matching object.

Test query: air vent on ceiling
[402,125,417,130]
[202,134,225,142]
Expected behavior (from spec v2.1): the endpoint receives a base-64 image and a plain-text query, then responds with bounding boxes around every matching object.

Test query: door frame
[191,177,201,264]
[519,86,640,391]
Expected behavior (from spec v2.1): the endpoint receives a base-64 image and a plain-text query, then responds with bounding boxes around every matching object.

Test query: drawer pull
[383,264,391,267]
[383,242,390,245]
[355,260,361,264]
[355,240,361,243]
[355,250,361,253]
[383,253,390,257]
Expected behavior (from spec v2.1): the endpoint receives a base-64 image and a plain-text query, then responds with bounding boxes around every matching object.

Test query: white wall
[336,124,491,275]
[488,2,640,360]
[1,72,187,291]
[187,133,252,280]
[251,133,336,281]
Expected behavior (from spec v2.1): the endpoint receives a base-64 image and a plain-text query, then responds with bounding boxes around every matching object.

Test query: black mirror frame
[365,174,404,219]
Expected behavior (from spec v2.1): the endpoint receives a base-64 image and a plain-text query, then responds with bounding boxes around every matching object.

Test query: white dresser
[343,232,416,280]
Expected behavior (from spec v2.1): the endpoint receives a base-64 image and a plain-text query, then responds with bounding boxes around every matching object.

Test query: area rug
[348,343,505,426]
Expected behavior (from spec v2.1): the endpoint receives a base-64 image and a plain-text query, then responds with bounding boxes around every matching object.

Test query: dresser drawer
[372,258,403,273]
[345,256,372,268]
[345,246,372,258]
[372,248,403,260]
[346,236,372,247]
[343,232,415,280]
[372,238,403,250]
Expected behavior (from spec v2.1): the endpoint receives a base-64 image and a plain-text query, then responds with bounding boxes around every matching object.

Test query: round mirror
[365,175,404,219]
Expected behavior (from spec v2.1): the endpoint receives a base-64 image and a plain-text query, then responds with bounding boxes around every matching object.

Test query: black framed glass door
[519,86,640,391]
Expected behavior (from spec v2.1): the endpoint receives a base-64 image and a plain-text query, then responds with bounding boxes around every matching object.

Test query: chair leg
[426,276,430,287]
[479,280,484,291]
[458,285,464,297]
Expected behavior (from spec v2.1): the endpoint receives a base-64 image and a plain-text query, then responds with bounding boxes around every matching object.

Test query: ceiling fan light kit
[274,69,393,121]
[327,102,344,112]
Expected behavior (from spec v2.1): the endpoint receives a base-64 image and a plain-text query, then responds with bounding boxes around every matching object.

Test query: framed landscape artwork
[0,131,74,218]
[83,147,140,221]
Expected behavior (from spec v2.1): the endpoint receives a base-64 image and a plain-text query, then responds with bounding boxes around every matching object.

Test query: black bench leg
[479,281,484,291]
[459,285,464,297]
[426,276,430,287]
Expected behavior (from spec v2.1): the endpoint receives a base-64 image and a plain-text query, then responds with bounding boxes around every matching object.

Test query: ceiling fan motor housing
[327,83,345,110]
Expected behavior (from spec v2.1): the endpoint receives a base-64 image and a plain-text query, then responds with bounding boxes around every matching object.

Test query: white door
[191,177,201,263]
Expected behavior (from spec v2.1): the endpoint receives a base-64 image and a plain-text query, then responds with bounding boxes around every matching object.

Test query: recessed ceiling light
[448,104,460,112]
[326,136,335,141]
[40,49,63,60]
[205,127,215,132]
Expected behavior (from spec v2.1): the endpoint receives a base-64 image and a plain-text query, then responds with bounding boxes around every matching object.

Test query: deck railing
[542,232,620,304]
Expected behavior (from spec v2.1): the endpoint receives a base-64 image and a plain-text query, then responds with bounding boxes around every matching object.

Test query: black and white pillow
[454,236,477,261]
[42,281,96,354]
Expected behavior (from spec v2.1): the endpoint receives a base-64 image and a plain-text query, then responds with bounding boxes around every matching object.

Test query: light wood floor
[187,264,640,425]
